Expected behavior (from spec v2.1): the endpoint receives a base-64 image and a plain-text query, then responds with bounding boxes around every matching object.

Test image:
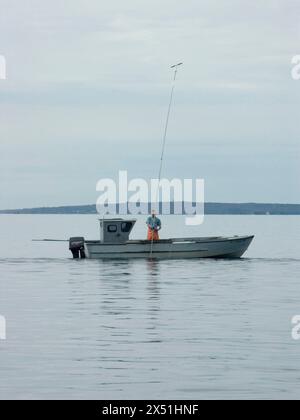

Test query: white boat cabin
[99,218,137,243]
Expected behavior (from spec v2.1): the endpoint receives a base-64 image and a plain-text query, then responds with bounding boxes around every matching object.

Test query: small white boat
[69,218,254,260]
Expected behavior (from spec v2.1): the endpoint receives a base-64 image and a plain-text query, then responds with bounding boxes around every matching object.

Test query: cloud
[0,0,299,207]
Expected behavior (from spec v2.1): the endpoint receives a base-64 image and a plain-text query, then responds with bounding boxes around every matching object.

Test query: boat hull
[83,236,254,260]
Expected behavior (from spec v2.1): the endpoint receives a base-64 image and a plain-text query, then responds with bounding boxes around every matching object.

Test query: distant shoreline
[1,202,300,215]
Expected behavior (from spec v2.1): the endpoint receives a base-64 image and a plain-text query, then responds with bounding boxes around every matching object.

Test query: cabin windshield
[121,222,133,232]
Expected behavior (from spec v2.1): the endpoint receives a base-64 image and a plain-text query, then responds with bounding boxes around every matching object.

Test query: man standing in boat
[146,210,161,241]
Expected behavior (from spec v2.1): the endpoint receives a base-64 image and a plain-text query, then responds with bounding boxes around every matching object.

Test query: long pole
[157,63,183,188]
[150,62,183,258]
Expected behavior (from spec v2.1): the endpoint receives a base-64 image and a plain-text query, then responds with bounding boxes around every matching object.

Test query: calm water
[0,215,300,400]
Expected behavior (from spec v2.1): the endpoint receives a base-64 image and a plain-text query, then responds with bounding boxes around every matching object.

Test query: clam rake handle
[150,62,183,258]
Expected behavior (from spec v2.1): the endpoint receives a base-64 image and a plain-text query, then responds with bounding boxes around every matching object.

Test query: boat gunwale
[84,235,254,246]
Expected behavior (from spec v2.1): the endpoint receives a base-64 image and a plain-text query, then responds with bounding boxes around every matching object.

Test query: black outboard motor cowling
[69,237,85,259]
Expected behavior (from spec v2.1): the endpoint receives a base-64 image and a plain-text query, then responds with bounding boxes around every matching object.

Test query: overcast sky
[0,0,299,209]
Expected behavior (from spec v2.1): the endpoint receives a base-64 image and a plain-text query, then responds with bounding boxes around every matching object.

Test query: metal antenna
[150,62,183,258]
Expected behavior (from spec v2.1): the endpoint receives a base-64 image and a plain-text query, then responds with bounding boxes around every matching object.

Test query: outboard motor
[69,237,85,259]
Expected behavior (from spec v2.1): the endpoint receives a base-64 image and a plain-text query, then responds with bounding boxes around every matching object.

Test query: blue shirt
[146,216,161,230]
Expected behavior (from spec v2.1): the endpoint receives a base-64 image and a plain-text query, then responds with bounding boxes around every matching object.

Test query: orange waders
[147,228,159,241]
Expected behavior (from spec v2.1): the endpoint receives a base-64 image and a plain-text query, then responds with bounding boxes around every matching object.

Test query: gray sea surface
[0,215,299,399]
